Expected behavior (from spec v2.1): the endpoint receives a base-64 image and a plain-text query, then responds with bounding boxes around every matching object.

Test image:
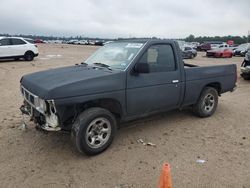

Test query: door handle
[172,80,179,83]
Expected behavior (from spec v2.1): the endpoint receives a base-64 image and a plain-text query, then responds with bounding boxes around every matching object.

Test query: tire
[193,87,218,118]
[71,107,117,155]
[24,51,34,61]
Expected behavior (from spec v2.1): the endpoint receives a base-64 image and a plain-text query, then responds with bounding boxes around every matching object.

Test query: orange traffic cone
[158,163,173,188]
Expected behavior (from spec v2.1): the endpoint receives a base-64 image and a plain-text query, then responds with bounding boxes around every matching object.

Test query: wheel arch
[24,50,35,56]
[204,82,222,95]
[77,98,123,120]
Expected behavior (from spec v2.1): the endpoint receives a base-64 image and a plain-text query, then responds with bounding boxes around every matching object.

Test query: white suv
[0,37,39,61]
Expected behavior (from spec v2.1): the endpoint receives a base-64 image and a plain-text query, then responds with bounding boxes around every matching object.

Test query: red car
[34,39,44,43]
[206,48,233,58]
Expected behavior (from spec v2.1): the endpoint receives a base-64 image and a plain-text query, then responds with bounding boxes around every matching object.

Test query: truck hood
[21,65,125,99]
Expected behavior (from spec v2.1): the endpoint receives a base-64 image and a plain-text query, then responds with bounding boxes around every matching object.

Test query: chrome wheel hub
[85,117,111,149]
[203,94,215,113]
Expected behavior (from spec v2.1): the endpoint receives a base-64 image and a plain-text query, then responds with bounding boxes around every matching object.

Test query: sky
[0,0,249,38]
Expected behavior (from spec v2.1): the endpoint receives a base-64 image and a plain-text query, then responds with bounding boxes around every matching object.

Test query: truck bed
[182,63,236,106]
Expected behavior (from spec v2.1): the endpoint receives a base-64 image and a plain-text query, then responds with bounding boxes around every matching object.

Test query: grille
[21,86,36,105]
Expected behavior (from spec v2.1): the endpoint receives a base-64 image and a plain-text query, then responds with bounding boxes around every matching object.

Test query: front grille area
[21,86,37,106]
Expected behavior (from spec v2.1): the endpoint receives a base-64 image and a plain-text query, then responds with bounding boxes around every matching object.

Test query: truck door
[126,44,182,115]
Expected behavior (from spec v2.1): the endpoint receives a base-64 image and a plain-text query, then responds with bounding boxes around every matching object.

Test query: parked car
[182,46,197,59]
[20,39,237,155]
[104,41,114,45]
[47,40,63,44]
[78,40,88,45]
[197,41,223,51]
[196,42,211,51]
[234,43,250,56]
[34,39,44,43]
[206,48,233,58]
[241,62,250,80]
[211,43,229,50]
[67,40,78,44]
[189,42,200,49]
[94,40,104,46]
[0,37,39,61]
[88,40,95,45]
[240,46,250,80]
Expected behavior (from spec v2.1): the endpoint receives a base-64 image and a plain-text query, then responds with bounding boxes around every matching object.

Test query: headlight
[34,98,47,112]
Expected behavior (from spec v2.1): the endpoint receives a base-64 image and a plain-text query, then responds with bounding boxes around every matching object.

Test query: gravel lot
[0,44,249,188]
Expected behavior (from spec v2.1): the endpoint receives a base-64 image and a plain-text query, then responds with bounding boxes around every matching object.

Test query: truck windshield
[85,42,144,70]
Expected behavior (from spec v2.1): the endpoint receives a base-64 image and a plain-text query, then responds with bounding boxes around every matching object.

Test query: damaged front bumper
[20,86,61,131]
[241,66,250,74]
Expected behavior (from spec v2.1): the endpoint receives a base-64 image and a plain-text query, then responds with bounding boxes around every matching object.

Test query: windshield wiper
[81,62,88,66]
[93,62,112,70]
[75,62,88,66]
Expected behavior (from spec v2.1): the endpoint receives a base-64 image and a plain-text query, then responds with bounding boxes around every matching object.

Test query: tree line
[0,33,111,41]
[1,33,249,44]
[185,34,249,44]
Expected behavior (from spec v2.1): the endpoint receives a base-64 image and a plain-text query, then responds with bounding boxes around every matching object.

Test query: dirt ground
[0,44,249,188]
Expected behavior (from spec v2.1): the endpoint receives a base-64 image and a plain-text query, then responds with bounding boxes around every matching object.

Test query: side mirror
[134,63,149,74]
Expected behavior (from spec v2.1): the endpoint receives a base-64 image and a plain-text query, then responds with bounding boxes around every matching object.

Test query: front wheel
[193,87,218,117]
[71,107,117,155]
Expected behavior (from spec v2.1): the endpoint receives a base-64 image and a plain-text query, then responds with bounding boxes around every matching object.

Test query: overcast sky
[0,0,249,38]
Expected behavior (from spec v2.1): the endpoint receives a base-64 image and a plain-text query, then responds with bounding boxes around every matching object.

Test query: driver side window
[139,44,176,72]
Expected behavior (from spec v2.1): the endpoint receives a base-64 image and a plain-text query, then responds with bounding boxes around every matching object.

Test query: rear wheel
[24,51,34,61]
[71,107,117,155]
[193,87,218,117]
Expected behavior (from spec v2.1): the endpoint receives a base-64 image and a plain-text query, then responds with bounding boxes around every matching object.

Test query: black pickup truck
[20,39,237,155]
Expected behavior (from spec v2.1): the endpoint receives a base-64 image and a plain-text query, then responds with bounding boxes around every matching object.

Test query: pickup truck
[20,39,237,155]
